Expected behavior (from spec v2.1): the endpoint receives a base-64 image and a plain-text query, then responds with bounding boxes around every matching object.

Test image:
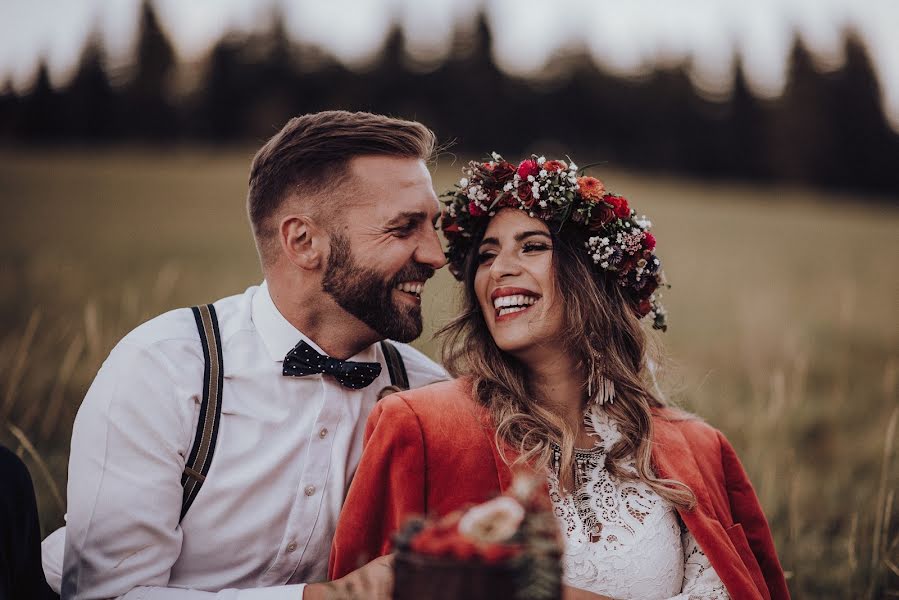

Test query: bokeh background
[1,1,897,598]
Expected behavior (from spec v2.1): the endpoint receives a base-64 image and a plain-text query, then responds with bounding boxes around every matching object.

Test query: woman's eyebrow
[478,230,551,249]
[514,230,551,242]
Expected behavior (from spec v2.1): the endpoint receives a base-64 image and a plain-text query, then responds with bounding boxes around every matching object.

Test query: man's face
[321,156,446,342]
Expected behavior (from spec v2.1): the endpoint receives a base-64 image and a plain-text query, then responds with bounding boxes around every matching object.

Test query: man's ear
[279,214,327,271]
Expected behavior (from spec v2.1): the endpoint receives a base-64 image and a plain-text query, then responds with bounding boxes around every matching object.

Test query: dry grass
[0,148,896,598]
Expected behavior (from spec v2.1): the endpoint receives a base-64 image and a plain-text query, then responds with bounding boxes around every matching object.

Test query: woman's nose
[490,250,521,279]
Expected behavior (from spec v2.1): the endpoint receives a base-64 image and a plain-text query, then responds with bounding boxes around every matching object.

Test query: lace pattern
[547,406,731,600]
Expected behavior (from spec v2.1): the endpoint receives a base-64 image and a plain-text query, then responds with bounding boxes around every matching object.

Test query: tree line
[1,1,897,195]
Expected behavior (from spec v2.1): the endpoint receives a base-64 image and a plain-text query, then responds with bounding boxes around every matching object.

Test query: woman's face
[473,209,565,361]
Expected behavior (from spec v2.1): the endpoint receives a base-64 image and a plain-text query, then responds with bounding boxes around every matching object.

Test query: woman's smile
[491,287,541,321]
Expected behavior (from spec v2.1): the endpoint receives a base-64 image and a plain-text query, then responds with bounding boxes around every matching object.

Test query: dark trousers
[0,445,57,600]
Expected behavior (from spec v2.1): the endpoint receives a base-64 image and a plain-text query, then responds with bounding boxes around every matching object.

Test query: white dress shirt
[45,282,446,600]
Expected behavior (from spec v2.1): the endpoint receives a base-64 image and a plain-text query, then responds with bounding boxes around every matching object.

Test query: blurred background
[0,1,896,598]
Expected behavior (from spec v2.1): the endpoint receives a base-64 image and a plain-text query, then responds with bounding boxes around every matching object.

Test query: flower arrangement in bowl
[392,473,562,600]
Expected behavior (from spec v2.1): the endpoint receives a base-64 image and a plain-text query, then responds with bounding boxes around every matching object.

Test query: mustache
[390,263,436,287]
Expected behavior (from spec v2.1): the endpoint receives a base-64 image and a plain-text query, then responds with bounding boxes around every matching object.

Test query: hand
[304,554,394,600]
[562,584,615,600]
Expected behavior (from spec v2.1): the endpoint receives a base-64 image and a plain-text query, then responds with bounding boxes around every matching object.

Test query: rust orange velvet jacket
[329,379,789,600]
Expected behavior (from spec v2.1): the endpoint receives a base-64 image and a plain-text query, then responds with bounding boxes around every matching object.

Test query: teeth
[498,306,529,317]
[492,294,538,309]
[396,282,423,295]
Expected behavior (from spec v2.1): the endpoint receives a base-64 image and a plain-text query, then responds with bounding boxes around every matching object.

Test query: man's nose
[416,227,447,270]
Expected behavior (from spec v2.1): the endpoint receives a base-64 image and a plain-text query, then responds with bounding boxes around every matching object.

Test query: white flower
[527,175,535,183]
[569,162,578,171]
[459,178,469,187]
[537,156,546,165]
[539,200,547,208]
[509,472,541,502]
[635,216,652,230]
[491,152,502,161]
[458,496,525,543]
[539,169,548,177]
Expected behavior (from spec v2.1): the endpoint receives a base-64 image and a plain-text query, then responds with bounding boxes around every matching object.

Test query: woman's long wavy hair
[438,216,695,509]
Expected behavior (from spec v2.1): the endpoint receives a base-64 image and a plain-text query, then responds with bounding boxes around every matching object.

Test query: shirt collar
[252,281,379,364]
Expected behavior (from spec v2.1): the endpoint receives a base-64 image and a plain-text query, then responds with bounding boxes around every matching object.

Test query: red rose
[588,203,615,231]
[411,529,444,554]
[605,195,630,219]
[643,232,656,251]
[636,297,652,317]
[517,159,539,180]
[517,182,537,208]
[496,193,517,208]
[446,535,478,561]
[491,160,517,184]
[468,201,485,217]
[440,213,460,234]
[543,159,567,172]
[478,543,521,564]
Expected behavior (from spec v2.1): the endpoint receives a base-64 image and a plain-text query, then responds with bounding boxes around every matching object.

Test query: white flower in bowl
[458,496,525,544]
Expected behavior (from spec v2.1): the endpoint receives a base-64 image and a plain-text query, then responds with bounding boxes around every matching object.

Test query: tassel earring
[595,375,615,406]
[587,351,615,406]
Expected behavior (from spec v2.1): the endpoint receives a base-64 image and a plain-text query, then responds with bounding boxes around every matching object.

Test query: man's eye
[391,225,415,238]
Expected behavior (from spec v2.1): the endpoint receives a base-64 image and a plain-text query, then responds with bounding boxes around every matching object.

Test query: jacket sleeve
[329,394,427,580]
[719,432,791,600]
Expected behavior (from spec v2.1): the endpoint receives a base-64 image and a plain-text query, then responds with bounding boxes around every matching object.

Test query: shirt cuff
[230,584,305,600]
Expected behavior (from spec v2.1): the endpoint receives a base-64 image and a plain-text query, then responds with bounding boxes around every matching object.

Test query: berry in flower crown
[439,153,669,331]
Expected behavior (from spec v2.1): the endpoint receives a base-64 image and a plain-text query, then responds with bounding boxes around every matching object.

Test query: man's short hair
[247,110,437,265]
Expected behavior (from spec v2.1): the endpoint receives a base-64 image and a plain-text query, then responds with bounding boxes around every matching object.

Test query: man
[0,446,57,600]
[42,111,448,599]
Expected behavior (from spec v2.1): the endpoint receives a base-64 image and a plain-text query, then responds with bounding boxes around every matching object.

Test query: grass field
[1,148,896,598]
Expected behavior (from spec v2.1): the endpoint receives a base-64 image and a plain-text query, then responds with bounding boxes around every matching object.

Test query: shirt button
[304,485,316,496]
[319,428,329,439]
[286,541,298,553]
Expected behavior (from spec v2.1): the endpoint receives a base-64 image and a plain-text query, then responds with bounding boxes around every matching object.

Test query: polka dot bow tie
[282,340,382,390]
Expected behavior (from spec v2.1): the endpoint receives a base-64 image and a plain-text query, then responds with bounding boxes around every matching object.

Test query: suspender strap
[181,304,224,521]
[379,340,409,391]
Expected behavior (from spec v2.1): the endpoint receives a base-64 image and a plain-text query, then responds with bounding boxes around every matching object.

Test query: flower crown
[439,153,668,331]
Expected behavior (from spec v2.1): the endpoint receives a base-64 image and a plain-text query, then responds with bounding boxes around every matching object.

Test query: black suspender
[180,304,224,522]
[379,340,409,391]
[179,304,407,521]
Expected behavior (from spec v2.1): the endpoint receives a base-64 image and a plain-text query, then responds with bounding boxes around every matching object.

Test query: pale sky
[1,0,897,130]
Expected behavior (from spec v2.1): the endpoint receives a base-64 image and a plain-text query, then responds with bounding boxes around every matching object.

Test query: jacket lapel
[651,414,768,600]
[650,415,715,513]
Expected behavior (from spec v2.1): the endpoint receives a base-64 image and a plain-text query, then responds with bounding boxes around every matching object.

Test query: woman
[329,154,789,599]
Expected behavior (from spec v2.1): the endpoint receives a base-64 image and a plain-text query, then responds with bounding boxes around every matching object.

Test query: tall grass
[0,149,895,598]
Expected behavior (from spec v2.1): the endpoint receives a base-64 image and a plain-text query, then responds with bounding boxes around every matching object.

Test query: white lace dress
[547,408,731,600]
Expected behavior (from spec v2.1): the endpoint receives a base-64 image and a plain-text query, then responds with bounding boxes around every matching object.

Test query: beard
[321,232,434,343]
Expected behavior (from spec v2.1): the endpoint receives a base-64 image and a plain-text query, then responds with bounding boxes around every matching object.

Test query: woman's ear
[279,215,327,271]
